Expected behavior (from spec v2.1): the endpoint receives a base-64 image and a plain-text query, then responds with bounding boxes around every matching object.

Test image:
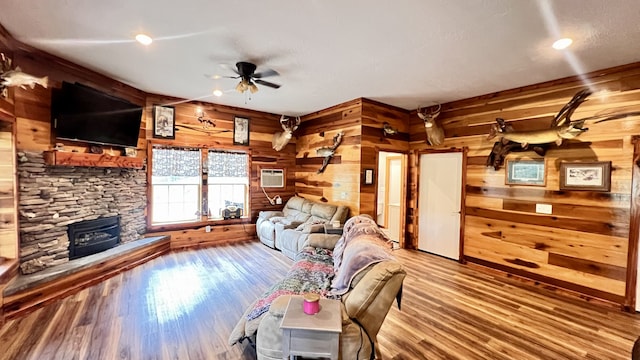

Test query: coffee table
[280,295,342,360]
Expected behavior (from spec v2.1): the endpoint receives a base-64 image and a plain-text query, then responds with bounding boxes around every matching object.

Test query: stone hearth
[17,151,147,274]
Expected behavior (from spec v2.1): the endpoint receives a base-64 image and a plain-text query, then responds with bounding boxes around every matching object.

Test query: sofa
[230,215,406,360]
[256,195,349,259]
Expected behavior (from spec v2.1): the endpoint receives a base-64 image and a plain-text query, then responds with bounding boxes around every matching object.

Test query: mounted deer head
[417,104,444,146]
[272,115,300,151]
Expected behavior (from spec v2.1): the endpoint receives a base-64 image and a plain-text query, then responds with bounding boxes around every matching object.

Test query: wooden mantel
[43,151,144,169]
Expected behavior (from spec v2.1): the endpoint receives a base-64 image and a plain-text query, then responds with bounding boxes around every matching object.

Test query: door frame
[375,150,408,248]
[628,136,640,311]
[415,147,468,262]
[383,155,402,230]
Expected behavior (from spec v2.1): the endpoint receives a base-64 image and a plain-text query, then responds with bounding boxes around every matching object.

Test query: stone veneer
[17,151,147,274]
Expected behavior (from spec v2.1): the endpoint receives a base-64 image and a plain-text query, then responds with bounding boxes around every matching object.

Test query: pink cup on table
[303,293,320,315]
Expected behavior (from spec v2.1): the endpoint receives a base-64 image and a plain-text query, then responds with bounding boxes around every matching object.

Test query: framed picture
[152,104,175,139]
[233,116,250,145]
[505,159,546,186]
[363,168,374,185]
[559,161,611,191]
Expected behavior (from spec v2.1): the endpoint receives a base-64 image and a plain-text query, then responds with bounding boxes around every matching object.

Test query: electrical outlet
[205,225,211,233]
[535,204,552,214]
[275,197,282,205]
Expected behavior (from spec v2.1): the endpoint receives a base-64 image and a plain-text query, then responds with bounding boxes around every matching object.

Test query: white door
[418,152,463,260]
[385,156,402,242]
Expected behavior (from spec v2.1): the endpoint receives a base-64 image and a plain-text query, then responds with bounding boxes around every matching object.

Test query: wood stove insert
[68,216,121,260]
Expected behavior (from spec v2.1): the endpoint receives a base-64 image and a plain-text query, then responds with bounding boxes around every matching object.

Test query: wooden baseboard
[146,224,257,250]
[170,235,257,250]
[2,237,170,320]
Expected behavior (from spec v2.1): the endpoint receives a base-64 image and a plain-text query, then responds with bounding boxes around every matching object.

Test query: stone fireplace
[17,151,147,274]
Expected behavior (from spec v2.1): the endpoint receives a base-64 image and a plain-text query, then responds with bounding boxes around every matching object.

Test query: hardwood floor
[1,241,639,359]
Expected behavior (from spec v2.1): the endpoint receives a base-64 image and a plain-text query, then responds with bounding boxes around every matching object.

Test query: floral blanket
[247,247,334,320]
[228,247,334,345]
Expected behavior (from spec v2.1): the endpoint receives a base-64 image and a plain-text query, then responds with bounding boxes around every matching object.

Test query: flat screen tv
[52,81,143,148]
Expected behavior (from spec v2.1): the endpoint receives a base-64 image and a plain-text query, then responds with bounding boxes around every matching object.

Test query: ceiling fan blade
[206,73,239,80]
[219,63,241,76]
[253,68,279,78]
[255,79,281,89]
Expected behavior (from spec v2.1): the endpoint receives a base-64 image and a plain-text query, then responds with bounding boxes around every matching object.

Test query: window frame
[147,141,252,232]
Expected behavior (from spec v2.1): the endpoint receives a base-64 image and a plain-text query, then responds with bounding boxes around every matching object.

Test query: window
[150,146,250,226]
[207,151,249,218]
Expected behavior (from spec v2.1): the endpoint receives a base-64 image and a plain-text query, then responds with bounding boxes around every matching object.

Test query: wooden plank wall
[144,95,296,249]
[12,45,147,153]
[0,26,18,326]
[0,121,17,261]
[359,99,410,218]
[295,99,362,215]
[7,35,295,250]
[0,25,17,263]
[408,62,640,307]
[0,24,14,123]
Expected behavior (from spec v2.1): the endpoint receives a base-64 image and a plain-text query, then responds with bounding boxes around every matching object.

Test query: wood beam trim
[625,136,640,310]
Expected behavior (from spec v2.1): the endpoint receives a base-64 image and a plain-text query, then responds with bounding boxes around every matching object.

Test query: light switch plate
[535,203,552,214]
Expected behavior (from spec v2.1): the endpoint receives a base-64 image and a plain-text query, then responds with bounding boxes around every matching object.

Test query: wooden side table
[280,295,342,360]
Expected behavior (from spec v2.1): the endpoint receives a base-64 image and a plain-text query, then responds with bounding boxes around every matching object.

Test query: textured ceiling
[1,1,639,116]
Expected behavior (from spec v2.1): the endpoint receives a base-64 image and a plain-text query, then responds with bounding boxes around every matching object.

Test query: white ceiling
[1,1,639,116]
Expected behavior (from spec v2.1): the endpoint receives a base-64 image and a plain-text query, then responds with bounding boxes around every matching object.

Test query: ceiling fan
[225,61,281,94]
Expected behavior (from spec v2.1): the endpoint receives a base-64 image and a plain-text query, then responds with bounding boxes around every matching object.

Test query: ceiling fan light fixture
[236,79,249,93]
[249,82,259,94]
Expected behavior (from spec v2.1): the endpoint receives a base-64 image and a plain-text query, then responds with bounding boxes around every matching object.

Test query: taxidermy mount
[486,89,591,170]
[417,104,444,146]
[486,88,640,170]
[316,132,344,174]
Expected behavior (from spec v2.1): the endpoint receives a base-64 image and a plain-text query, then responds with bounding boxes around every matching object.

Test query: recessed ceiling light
[552,38,573,50]
[135,34,153,46]
[213,89,223,97]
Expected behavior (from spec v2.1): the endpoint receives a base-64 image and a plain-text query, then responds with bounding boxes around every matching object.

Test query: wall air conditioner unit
[260,169,284,188]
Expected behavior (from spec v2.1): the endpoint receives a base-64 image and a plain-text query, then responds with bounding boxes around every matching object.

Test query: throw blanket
[228,247,334,345]
[247,247,334,320]
[330,215,395,296]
